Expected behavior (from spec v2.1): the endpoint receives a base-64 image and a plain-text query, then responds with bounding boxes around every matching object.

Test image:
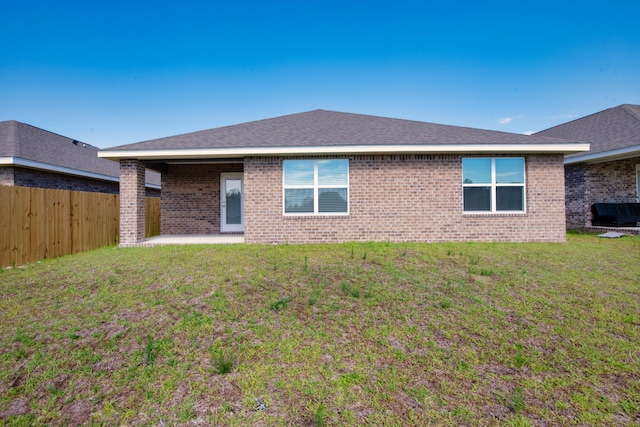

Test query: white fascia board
[99,143,590,160]
[0,157,161,189]
[0,157,120,182]
[564,144,640,165]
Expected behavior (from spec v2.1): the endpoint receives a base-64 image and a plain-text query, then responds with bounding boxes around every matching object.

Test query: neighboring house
[0,120,161,195]
[536,104,640,229]
[98,110,588,246]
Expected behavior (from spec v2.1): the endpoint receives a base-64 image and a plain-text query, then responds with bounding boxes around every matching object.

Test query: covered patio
[140,234,244,246]
[585,225,640,236]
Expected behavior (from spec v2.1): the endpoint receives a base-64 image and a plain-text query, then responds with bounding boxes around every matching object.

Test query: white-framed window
[283,159,349,215]
[462,157,526,213]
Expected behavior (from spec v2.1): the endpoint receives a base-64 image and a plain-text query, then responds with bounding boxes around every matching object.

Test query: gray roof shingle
[103,109,577,152]
[0,120,160,186]
[535,104,640,158]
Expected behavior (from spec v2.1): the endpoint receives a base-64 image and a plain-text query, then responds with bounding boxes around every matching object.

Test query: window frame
[462,157,526,214]
[283,159,350,216]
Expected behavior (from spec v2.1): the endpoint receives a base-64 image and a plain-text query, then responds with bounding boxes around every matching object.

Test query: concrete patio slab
[140,234,244,246]
[583,226,639,236]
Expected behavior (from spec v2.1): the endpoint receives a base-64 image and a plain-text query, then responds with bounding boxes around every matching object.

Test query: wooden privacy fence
[145,197,161,239]
[1,186,160,267]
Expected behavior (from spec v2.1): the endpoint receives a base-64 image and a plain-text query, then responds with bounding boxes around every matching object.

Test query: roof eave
[99,144,590,161]
[564,144,640,165]
[0,156,161,189]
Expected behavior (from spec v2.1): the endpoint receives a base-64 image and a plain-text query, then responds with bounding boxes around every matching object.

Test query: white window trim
[463,157,527,214]
[283,159,350,216]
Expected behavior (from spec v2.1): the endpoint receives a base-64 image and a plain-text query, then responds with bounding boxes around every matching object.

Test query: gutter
[0,157,161,190]
[564,144,640,165]
[99,143,591,161]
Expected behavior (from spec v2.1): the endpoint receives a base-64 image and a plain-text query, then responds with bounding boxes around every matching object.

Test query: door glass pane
[226,179,242,224]
[496,186,524,211]
[284,160,314,186]
[285,189,314,213]
[463,158,491,184]
[318,159,348,185]
[496,158,524,183]
[464,187,491,211]
[319,188,347,213]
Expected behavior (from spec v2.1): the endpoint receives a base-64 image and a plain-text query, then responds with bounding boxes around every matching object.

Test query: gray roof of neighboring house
[0,120,161,187]
[103,109,579,152]
[535,104,640,159]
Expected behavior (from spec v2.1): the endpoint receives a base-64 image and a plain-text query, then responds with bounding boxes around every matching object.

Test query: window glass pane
[464,187,491,211]
[284,189,314,213]
[318,159,348,186]
[462,158,491,184]
[496,158,524,184]
[496,186,524,211]
[284,160,314,186]
[225,179,242,224]
[319,188,348,213]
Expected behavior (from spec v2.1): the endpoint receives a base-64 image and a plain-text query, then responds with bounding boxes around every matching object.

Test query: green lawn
[1,233,639,426]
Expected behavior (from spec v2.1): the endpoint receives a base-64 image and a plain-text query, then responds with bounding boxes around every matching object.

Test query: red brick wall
[1,166,160,197]
[0,167,14,186]
[161,163,243,234]
[8,166,120,193]
[119,160,147,246]
[244,154,567,243]
[564,164,586,228]
[580,157,639,226]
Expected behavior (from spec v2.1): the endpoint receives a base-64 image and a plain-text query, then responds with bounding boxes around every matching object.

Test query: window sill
[463,212,527,217]
[283,214,350,219]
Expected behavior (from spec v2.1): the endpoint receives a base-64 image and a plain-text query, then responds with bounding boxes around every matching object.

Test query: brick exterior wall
[5,166,120,193]
[0,166,160,197]
[243,154,567,243]
[161,163,243,234]
[564,164,586,228]
[565,157,639,228]
[119,160,147,246]
[0,167,14,186]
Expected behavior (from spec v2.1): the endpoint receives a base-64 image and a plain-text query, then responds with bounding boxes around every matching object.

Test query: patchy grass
[1,234,639,425]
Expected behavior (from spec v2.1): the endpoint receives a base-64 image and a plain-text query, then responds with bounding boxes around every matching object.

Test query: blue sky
[2,0,639,148]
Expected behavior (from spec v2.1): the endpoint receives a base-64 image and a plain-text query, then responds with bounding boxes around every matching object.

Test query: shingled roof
[100,110,587,162]
[535,104,640,162]
[0,120,160,187]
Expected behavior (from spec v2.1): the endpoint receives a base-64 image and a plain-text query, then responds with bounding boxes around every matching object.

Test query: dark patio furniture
[592,203,640,227]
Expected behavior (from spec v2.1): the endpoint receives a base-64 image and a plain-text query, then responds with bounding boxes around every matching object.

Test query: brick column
[119,160,146,246]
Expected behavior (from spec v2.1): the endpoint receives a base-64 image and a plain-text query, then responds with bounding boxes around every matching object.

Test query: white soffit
[0,157,162,189]
[99,143,591,161]
[564,144,640,165]
[0,156,119,182]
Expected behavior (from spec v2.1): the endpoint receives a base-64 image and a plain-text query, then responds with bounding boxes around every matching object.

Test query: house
[536,104,640,229]
[98,110,588,246]
[0,120,161,195]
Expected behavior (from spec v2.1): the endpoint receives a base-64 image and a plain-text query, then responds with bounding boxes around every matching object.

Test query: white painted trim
[282,159,350,216]
[221,173,244,232]
[0,156,162,189]
[0,156,119,182]
[99,143,590,161]
[462,157,527,214]
[564,144,640,165]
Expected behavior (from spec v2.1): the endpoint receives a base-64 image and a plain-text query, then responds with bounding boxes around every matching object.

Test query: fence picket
[14,186,30,266]
[0,187,12,267]
[1,186,160,267]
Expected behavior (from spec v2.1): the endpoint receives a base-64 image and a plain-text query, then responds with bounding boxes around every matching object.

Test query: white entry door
[221,173,244,232]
